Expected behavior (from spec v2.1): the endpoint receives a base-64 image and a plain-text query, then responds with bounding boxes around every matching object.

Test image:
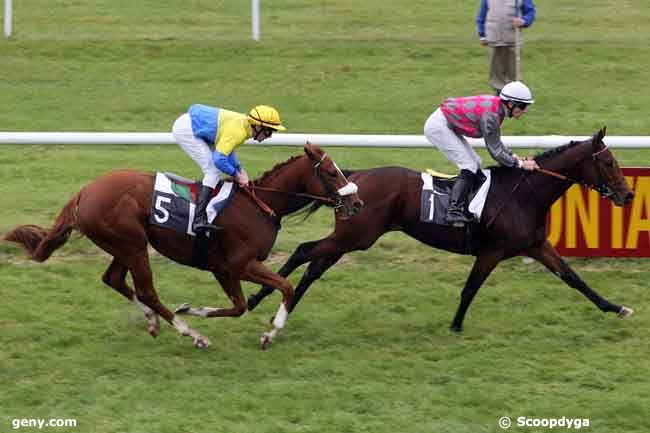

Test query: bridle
[313,152,359,213]
[485,145,615,228]
[535,145,617,199]
[244,152,357,216]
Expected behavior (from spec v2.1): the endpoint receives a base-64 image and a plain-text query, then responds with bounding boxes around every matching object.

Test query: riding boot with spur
[446,169,475,226]
[193,185,220,235]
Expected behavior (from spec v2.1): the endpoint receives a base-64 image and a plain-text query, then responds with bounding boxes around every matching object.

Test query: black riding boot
[193,185,219,234]
[446,169,476,226]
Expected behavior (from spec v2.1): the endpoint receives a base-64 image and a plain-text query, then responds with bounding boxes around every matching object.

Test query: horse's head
[578,127,634,206]
[303,142,364,219]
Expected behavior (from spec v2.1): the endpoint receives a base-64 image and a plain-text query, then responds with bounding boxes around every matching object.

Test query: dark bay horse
[4,143,363,349]
[248,128,635,333]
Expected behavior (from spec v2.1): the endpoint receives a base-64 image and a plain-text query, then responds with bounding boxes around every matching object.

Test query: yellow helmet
[247,105,286,131]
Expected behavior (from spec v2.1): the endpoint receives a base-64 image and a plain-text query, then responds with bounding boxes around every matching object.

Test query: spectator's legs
[489,46,519,93]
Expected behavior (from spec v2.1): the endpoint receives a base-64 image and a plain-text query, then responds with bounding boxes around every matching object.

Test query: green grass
[2,1,650,134]
[2,1,650,432]
[2,146,650,433]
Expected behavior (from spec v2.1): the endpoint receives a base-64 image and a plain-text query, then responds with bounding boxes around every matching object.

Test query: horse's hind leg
[129,252,211,349]
[526,240,633,318]
[175,273,247,318]
[102,258,160,337]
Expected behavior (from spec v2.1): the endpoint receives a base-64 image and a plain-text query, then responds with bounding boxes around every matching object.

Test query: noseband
[313,153,359,213]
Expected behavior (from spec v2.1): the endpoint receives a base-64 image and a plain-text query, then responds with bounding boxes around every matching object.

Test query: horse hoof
[260,334,272,350]
[194,336,211,349]
[247,295,259,311]
[175,303,191,314]
[618,306,634,318]
[450,324,463,333]
[148,325,160,338]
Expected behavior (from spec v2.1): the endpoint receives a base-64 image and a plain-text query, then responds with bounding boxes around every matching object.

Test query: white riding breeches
[172,113,223,188]
[424,108,482,173]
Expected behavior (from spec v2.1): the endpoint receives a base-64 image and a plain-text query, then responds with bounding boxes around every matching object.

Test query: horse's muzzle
[612,190,634,207]
[623,191,634,205]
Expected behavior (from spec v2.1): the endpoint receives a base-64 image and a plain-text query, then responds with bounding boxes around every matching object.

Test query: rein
[247,185,335,204]
[240,151,352,218]
[484,172,528,228]
[240,186,277,218]
[242,151,339,215]
[485,146,610,228]
[535,146,610,192]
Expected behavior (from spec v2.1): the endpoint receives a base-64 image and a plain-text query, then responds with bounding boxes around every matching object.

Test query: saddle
[420,169,489,226]
[164,172,208,203]
[149,172,235,237]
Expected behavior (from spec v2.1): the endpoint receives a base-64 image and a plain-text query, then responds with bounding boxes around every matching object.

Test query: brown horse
[4,143,363,349]
[248,128,635,333]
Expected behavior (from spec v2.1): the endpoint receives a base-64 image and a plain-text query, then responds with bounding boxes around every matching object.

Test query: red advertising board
[548,167,650,257]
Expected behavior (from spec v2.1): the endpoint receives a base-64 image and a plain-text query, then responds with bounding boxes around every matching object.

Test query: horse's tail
[3,193,81,262]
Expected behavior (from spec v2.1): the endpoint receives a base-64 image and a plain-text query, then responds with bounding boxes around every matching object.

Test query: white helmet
[500,81,534,104]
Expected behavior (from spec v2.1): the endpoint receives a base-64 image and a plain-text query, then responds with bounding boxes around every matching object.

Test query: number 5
[154,195,172,223]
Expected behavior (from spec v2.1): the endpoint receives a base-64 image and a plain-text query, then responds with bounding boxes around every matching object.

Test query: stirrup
[193,221,221,235]
[446,209,473,226]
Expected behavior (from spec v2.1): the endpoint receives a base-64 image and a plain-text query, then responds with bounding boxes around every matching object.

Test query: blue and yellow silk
[188,104,253,176]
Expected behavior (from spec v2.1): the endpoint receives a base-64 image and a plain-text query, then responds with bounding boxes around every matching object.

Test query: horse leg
[526,240,633,317]
[247,240,321,310]
[129,252,211,349]
[240,260,295,349]
[101,258,160,337]
[289,254,343,312]
[450,250,503,332]
[175,273,247,318]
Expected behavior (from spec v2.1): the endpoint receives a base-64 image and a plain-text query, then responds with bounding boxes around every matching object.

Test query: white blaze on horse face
[337,182,358,196]
[272,304,288,329]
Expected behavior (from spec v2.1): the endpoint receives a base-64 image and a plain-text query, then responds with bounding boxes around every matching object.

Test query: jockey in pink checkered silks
[424,81,539,226]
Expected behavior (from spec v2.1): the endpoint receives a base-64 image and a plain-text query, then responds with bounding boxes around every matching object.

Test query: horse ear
[303,141,319,160]
[594,126,606,144]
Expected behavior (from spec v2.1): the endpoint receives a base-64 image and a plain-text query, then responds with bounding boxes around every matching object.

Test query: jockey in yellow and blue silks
[172,104,286,234]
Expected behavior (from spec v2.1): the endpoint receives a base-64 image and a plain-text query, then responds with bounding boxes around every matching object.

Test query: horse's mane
[483,140,588,173]
[249,153,322,221]
[253,155,303,185]
[534,140,584,163]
